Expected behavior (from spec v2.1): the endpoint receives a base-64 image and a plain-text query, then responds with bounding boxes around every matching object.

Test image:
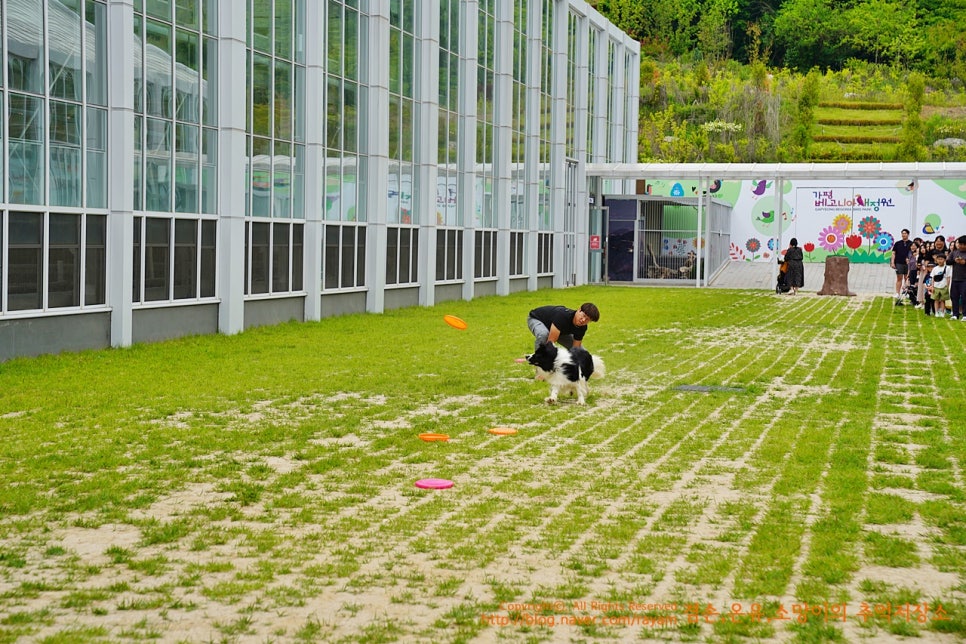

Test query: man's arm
[547,324,560,344]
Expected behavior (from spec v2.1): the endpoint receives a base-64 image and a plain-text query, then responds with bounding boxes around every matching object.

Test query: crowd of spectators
[892,230,966,319]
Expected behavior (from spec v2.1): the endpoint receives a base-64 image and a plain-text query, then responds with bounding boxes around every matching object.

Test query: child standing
[931,254,950,318]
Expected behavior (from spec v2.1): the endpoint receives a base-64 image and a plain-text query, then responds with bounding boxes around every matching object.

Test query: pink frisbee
[415,478,454,490]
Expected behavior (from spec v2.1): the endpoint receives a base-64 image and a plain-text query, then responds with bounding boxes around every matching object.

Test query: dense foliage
[592,0,966,76]
[593,0,966,162]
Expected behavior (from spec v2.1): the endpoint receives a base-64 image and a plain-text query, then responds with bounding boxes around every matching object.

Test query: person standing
[947,236,966,320]
[930,255,950,317]
[891,229,913,305]
[527,303,599,352]
[784,238,805,295]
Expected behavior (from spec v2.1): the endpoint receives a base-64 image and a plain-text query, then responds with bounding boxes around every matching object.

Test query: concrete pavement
[708,261,896,296]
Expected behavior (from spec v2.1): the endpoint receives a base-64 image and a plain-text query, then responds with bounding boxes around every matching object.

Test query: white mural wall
[644,178,966,263]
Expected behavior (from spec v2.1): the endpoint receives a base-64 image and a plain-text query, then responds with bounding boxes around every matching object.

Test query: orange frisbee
[443,315,467,330]
[488,427,518,436]
[419,433,450,442]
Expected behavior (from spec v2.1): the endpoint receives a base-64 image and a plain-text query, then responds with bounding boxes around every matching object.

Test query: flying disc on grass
[415,478,454,489]
[443,315,467,330]
[418,432,450,442]
[488,427,518,436]
[514,357,527,363]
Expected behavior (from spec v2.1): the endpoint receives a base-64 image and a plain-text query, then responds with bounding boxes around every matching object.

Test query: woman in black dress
[784,238,805,295]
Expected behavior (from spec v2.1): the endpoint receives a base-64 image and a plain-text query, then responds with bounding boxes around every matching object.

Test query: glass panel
[134,15,143,112]
[48,214,81,308]
[144,217,170,300]
[273,140,291,218]
[344,8,358,81]
[201,128,217,213]
[202,37,217,125]
[0,94,4,202]
[252,0,271,53]
[293,144,304,219]
[251,53,272,137]
[8,94,45,205]
[176,123,199,212]
[50,102,82,207]
[250,221,270,294]
[200,220,216,297]
[342,154,362,221]
[399,228,412,282]
[275,0,292,59]
[145,118,172,211]
[251,137,271,217]
[294,0,306,64]
[133,217,142,301]
[134,115,143,209]
[87,108,107,208]
[272,222,289,291]
[326,75,340,148]
[8,213,43,311]
[274,60,292,139]
[292,223,303,290]
[176,0,198,29]
[342,81,359,152]
[324,224,338,289]
[7,0,43,93]
[86,1,108,105]
[401,33,414,98]
[401,98,413,162]
[173,218,197,298]
[203,0,215,35]
[386,227,398,283]
[85,215,107,305]
[147,0,171,20]
[327,1,342,73]
[324,152,340,220]
[356,226,366,285]
[50,0,83,100]
[293,65,304,142]
[176,30,200,123]
[145,20,173,118]
[389,27,400,95]
[340,225,354,288]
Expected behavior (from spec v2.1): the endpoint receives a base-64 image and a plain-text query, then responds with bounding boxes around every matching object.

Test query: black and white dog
[526,343,605,405]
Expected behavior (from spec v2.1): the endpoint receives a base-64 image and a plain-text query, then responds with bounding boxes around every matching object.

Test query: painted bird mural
[751,180,770,196]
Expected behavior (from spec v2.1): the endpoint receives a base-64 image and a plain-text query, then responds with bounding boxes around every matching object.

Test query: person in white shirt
[930,254,950,317]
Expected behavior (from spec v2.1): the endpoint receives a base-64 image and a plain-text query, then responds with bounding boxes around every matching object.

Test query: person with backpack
[929,254,950,317]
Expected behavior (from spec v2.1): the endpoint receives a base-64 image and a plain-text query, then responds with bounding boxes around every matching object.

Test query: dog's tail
[591,355,606,379]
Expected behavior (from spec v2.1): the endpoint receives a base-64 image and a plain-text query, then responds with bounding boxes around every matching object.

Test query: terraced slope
[811,102,904,161]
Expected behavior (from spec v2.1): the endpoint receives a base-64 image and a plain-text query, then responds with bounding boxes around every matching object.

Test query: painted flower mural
[875,232,894,253]
[832,214,852,232]
[818,226,844,252]
[746,238,761,253]
[845,234,863,250]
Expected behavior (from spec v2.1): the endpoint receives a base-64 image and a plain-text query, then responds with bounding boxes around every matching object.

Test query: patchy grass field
[1,287,965,643]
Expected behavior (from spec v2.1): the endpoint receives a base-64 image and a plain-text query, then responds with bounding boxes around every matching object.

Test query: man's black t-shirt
[892,239,913,264]
[528,305,587,341]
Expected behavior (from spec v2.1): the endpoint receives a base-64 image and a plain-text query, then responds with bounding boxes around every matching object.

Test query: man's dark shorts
[895,263,908,276]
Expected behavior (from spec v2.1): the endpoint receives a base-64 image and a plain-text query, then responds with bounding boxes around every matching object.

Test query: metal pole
[696,178,705,287]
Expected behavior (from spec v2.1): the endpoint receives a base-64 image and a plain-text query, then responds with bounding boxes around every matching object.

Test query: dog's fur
[526,343,605,405]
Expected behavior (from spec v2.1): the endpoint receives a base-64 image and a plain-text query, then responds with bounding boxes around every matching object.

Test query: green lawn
[1,287,964,642]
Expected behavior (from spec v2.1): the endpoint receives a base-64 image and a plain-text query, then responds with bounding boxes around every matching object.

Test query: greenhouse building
[0,0,640,360]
